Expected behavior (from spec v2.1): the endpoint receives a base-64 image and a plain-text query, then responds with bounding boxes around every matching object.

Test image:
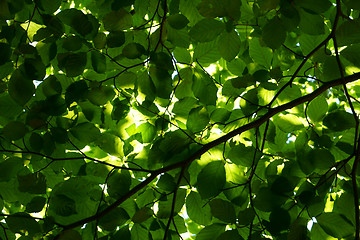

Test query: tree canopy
[1,0,360,239]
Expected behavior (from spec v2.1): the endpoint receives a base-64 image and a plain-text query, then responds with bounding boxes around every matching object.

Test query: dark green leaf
[323,110,356,131]
[189,19,225,42]
[70,122,101,143]
[132,207,153,223]
[18,172,47,194]
[268,207,291,233]
[99,207,130,231]
[57,52,87,77]
[217,30,241,61]
[91,51,106,73]
[210,198,236,223]
[6,213,41,236]
[103,9,132,31]
[107,169,131,199]
[216,230,244,240]
[8,70,35,106]
[65,80,88,105]
[2,121,28,140]
[262,17,286,49]
[122,43,145,59]
[87,86,115,105]
[26,196,46,213]
[0,43,11,65]
[299,9,325,35]
[197,161,226,199]
[317,212,354,238]
[307,96,328,122]
[168,14,189,29]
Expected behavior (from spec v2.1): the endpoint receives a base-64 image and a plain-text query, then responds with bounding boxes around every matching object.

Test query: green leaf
[226,58,246,75]
[55,230,82,240]
[91,51,106,73]
[57,52,87,77]
[8,70,35,106]
[189,19,225,42]
[299,8,325,35]
[210,198,236,223]
[187,106,210,133]
[42,75,62,97]
[186,191,212,225]
[93,32,107,49]
[192,70,217,105]
[253,187,287,212]
[122,43,146,59]
[196,224,226,240]
[168,14,189,29]
[193,40,221,64]
[65,80,88,105]
[0,43,11,65]
[173,47,192,63]
[322,56,342,82]
[131,224,149,240]
[26,196,46,213]
[107,31,125,48]
[249,38,272,69]
[0,157,22,182]
[316,212,354,238]
[262,17,286,49]
[173,97,198,117]
[323,110,356,131]
[6,213,42,236]
[87,86,115,105]
[216,230,244,240]
[238,208,255,226]
[107,169,131,198]
[2,121,28,140]
[112,227,131,240]
[62,36,83,51]
[227,143,258,167]
[137,122,156,143]
[273,114,304,132]
[17,172,47,194]
[268,207,291,233]
[341,43,360,68]
[132,207,153,223]
[294,0,332,13]
[239,89,259,116]
[197,161,226,199]
[70,122,101,143]
[157,188,187,218]
[310,148,335,170]
[307,96,328,122]
[50,127,68,143]
[0,93,22,119]
[343,0,360,10]
[197,0,226,18]
[99,207,130,231]
[103,9,132,31]
[210,108,231,123]
[217,30,241,61]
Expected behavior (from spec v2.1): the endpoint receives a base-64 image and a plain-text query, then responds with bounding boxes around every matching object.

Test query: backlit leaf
[189,19,225,42]
[197,161,226,199]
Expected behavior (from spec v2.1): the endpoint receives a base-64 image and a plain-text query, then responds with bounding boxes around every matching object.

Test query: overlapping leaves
[0,0,360,239]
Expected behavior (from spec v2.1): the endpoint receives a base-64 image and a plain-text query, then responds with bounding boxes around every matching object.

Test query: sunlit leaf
[196,161,226,199]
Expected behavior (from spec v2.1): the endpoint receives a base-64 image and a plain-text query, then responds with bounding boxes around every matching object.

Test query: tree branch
[60,72,360,230]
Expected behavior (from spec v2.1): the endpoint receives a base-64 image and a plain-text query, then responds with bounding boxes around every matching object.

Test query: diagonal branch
[60,72,360,230]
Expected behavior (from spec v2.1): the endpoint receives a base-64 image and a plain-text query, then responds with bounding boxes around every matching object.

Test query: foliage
[1,0,360,239]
